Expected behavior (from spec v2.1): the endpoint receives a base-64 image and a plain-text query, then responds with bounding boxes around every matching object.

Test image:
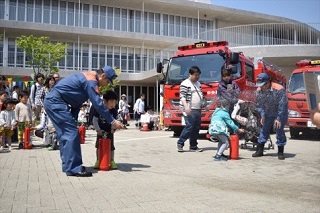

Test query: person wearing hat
[43,66,124,177]
[118,94,130,127]
[253,73,288,160]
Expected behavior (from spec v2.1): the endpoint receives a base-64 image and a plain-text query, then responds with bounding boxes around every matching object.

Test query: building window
[187,18,192,38]
[107,7,113,30]
[99,45,105,69]
[35,0,42,23]
[193,18,198,39]
[128,47,134,73]
[82,4,89,27]
[129,10,134,32]
[169,15,174,36]
[149,49,156,70]
[135,48,141,72]
[0,0,5,20]
[8,39,15,67]
[107,45,113,68]
[51,0,58,24]
[67,2,75,26]
[9,0,16,21]
[114,46,120,68]
[17,0,25,21]
[135,11,141,33]
[121,46,127,72]
[155,13,160,35]
[148,12,154,34]
[66,42,73,69]
[163,14,168,36]
[100,6,106,29]
[59,1,66,25]
[92,44,98,70]
[114,8,120,31]
[16,45,24,67]
[0,41,3,65]
[43,0,50,23]
[175,16,181,37]
[143,11,148,34]
[121,9,127,31]
[92,5,99,28]
[75,2,80,26]
[82,44,89,70]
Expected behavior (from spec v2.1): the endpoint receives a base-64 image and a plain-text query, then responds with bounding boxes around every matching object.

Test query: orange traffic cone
[140,122,150,131]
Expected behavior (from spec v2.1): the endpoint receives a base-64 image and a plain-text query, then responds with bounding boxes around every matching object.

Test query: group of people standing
[178,65,289,161]
[0,73,61,151]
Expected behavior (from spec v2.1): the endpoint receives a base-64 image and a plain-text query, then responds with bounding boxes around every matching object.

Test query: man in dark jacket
[217,67,240,114]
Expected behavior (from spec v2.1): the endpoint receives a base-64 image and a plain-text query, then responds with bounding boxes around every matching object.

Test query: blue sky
[210,0,320,24]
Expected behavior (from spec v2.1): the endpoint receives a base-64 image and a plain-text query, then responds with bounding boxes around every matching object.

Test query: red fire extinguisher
[99,133,111,171]
[23,127,33,149]
[229,134,239,160]
[78,124,86,144]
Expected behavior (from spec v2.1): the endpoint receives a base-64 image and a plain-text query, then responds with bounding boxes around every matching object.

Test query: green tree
[17,35,67,78]
[99,67,122,93]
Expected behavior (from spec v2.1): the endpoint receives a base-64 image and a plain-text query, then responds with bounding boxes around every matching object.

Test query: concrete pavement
[0,125,319,213]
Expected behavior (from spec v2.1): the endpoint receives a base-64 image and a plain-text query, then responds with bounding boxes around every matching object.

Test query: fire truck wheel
[289,127,300,139]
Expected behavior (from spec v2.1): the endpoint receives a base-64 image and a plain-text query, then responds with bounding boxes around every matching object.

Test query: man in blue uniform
[44,66,124,177]
[252,73,288,160]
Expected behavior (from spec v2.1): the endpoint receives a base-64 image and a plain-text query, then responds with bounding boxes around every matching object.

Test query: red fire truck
[287,59,320,138]
[157,41,286,136]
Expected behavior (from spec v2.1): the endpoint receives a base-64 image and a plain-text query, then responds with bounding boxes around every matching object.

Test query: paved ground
[0,124,319,213]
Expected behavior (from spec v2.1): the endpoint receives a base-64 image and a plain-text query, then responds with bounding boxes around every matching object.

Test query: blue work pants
[44,89,83,175]
[258,115,288,146]
[177,109,201,148]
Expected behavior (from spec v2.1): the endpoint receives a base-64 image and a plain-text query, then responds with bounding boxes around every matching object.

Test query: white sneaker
[8,146,12,151]
[0,146,3,151]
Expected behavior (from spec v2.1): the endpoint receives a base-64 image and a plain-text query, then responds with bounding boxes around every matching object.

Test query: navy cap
[256,73,270,87]
[102,66,117,85]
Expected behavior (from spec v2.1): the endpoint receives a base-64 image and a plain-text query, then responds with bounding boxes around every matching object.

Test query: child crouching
[209,99,244,161]
[93,91,118,170]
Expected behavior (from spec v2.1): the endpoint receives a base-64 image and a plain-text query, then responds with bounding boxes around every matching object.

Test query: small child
[34,109,58,151]
[209,99,244,161]
[0,99,17,150]
[15,91,33,149]
[78,103,87,124]
[93,91,118,170]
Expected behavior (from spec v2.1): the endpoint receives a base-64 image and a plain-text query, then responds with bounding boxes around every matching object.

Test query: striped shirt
[179,78,203,110]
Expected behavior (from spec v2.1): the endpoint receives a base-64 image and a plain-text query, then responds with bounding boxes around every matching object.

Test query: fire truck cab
[157,41,286,136]
[287,59,320,138]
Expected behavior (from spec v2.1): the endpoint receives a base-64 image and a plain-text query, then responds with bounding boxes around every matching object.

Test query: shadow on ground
[116,163,151,172]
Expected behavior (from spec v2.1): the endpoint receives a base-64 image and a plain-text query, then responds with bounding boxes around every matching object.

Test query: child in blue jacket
[209,99,244,161]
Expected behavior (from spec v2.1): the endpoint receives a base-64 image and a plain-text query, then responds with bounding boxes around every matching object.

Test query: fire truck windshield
[166,53,226,84]
[288,72,320,94]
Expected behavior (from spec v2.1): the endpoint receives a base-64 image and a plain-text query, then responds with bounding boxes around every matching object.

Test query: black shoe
[18,143,24,149]
[68,170,92,177]
[189,147,203,152]
[75,170,92,177]
[278,146,285,160]
[214,154,228,161]
[221,153,229,159]
[278,153,285,160]
[68,167,93,177]
[252,143,264,157]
